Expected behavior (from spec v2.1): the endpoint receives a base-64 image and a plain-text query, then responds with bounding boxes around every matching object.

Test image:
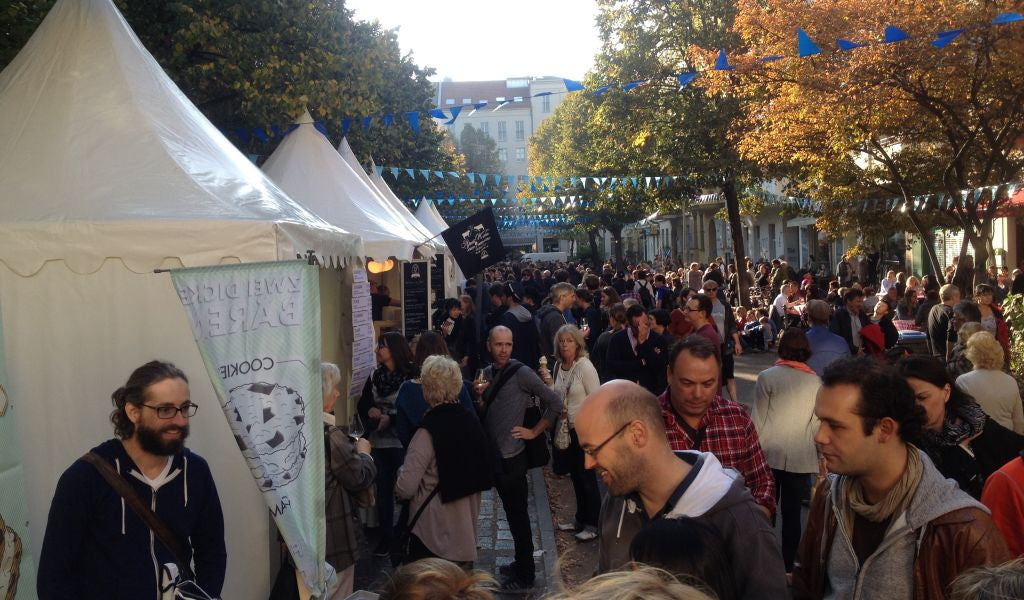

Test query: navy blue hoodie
[37,439,226,599]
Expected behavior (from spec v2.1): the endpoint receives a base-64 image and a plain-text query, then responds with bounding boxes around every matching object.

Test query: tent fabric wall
[0,259,273,598]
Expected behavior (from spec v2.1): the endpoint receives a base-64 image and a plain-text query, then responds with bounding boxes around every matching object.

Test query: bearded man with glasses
[38,360,226,599]
[575,379,787,599]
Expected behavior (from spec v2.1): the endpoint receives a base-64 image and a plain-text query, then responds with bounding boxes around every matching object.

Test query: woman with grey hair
[394,355,494,566]
[319,362,376,598]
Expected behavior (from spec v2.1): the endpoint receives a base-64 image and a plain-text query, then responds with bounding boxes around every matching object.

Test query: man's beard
[136,421,189,456]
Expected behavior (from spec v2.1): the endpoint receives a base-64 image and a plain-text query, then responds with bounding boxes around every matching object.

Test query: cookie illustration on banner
[226,382,308,491]
[0,513,21,600]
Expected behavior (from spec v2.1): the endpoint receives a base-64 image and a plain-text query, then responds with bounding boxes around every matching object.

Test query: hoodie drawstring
[616,502,626,539]
[116,457,125,535]
[183,454,189,507]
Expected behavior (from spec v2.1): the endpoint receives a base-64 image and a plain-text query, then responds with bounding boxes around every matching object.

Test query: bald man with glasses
[576,380,787,599]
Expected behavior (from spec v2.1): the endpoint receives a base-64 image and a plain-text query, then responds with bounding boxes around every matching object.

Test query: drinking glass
[348,413,364,440]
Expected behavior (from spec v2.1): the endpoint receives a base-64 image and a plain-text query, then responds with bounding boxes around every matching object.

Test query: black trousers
[566,429,601,528]
[373,447,405,544]
[773,469,812,572]
[494,451,535,581]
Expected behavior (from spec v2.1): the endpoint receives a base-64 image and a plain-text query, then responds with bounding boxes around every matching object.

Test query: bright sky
[343,0,602,81]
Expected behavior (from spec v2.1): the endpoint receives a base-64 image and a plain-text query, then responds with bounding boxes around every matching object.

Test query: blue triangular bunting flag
[342,118,352,137]
[406,168,415,178]
[797,28,822,57]
[677,72,699,87]
[445,106,462,125]
[390,167,399,178]
[563,78,585,92]
[382,114,394,128]
[622,80,645,91]
[374,165,384,176]
[883,26,910,43]
[406,112,420,134]
[933,29,966,48]
[994,12,1024,25]
[836,39,867,51]
[434,170,444,178]
[420,169,430,179]
[314,121,330,137]
[360,116,372,130]
[428,108,447,119]
[715,49,735,70]
[593,84,613,95]
[252,128,269,143]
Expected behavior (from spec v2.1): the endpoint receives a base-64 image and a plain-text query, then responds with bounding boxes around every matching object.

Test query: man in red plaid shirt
[660,335,776,516]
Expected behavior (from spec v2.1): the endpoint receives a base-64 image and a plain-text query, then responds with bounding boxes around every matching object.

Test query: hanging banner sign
[170,261,333,597]
[0,299,37,599]
[430,254,446,319]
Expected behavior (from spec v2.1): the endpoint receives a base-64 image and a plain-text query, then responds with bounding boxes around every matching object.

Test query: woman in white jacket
[750,328,821,574]
[540,324,602,541]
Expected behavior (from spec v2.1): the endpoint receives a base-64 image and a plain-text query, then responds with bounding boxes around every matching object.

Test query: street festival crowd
[35,254,1024,599]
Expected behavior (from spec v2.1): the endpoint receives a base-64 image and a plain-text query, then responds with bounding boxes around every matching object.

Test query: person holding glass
[357,331,416,556]
[320,362,375,598]
[539,324,602,541]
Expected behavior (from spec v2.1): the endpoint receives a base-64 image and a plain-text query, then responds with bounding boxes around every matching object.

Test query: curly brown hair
[110,360,188,439]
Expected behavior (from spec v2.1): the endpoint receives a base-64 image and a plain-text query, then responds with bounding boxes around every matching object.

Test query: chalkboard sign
[430,253,445,305]
[402,260,430,337]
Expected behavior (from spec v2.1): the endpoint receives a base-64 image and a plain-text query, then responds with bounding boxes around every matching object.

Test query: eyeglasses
[582,421,632,457]
[142,403,198,419]
[684,306,700,312]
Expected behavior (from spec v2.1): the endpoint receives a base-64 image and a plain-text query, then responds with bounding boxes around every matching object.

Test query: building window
[515,147,526,161]
[497,121,507,142]
[480,122,490,136]
[462,98,472,105]
[445,98,455,105]
[498,148,508,161]
[542,95,551,113]
[513,96,523,102]
[515,121,525,140]
[496,96,506,102]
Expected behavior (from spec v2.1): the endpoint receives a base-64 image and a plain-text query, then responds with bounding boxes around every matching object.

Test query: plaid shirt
[659,390,777,515]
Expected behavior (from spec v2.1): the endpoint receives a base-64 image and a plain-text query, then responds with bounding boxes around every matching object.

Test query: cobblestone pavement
[354,468,558,598]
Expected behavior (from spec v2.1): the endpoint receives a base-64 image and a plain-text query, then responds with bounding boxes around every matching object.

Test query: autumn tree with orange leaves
[720,0,1024,281]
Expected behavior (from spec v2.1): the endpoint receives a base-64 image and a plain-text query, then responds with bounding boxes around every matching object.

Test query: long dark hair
[379,331,415,376]
[414,330,450,370]
[895,355,974,417]
[110,360,188,439]
[629,517,738,600]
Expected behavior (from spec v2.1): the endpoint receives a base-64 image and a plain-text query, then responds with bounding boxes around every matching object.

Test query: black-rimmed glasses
[142,403,198,419]
[582,421,632,457]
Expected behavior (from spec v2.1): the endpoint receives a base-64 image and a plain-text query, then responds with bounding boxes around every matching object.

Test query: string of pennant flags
[378,164,679,191]
[224,11,1023,145]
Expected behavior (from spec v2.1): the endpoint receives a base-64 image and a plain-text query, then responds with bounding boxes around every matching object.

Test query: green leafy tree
[0,0,462,201]
[458,124,502,175]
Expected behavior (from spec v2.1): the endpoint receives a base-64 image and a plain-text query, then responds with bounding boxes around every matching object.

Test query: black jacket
[535,303,567,364]
[605,328,668,395]
[829,308,870,354]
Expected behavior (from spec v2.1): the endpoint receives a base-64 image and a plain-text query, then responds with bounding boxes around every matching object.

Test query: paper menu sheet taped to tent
[350,268,375,398]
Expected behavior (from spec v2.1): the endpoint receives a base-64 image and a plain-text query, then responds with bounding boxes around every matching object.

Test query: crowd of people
[34,253,1024,599]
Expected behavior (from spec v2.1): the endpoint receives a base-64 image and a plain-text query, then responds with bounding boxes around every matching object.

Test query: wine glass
[348,412,364,441]
[579,317,589,331]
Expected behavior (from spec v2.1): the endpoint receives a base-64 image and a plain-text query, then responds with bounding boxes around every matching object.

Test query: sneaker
[574,529,598,542]
[556,521,581,532]
[499,574,534,594]
[497,563,516,577]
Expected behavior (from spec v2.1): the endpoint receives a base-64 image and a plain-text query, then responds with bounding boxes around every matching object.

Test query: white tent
[336,138,438,248]
[263,113,434,261]
[0,0,362,597]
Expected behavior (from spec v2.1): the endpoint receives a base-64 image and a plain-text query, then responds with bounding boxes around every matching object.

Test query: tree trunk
[588,228,600,261]
[723,180,749,307]
[905,211,945,284]
[608,224,624,267]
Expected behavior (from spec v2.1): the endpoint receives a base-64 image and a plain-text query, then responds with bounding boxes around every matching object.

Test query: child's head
[759,316,769,325]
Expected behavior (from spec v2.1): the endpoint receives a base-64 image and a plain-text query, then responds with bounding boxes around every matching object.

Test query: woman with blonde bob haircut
[538,324,601,541]
[395,356,494,566]
[378,557,496,600]
[956,331,1024,434]
[545,565,714,600]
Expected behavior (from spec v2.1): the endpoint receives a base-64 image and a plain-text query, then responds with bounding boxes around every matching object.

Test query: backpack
[636,281,655,309]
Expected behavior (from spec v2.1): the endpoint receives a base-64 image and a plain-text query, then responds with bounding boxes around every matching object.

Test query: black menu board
[430,254,446,307]
[402,260,429,336]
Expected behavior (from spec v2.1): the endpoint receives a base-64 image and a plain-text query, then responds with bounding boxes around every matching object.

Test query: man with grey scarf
[793,357,1009,600]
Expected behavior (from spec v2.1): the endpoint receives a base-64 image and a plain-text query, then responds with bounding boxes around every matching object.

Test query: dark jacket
[325,425,376,571]
[535,303,568,364]
[793,449,1010,600]
[598,451,788,599]
[501,303,541,369]
[876,313,899,349]
[38,439,226,599]
[918,417,1024,500]
[829,308,870,354]
[605,328,668,395]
